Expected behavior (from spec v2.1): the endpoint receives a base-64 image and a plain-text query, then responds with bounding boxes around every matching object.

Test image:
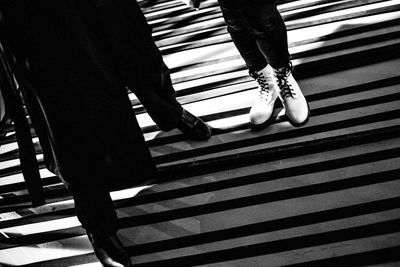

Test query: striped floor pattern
[1,0,400,266]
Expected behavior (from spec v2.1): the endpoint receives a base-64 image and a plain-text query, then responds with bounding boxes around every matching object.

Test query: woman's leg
[240,2,310,126]
[218,1,280,128]
[240,1,290,69]
[218,1,268,73]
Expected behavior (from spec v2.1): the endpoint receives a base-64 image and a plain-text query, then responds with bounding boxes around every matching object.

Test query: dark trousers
[95,0,183,130]
[1,0,181,234]
[218,0,290,72]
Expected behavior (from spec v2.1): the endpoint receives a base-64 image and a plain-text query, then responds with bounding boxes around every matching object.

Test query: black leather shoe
[177,109,211,141]
[87,231,132,267]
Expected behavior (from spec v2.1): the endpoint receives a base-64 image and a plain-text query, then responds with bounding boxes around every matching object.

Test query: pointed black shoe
[177,109,211,141]
[87,231,132,267]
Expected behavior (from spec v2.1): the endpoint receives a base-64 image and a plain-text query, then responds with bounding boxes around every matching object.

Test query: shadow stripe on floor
[119,168,400,228]
[153,101,400,164]
[2,141,399,229]
[125,196,400,256]
[1,120,399,208]
[2,194,399,253]
[158,125,400,178]
[132,219,400,266]
[283,245,400,267]
[25,218,400,267]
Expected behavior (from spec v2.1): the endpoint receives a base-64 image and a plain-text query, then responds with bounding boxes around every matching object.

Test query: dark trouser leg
[218,1,290,70]
[218,2,267,72]
[129,61,183,131]
[242,2,290,69]
[71,180,119,234]
[96,0,183,131]
[68,168,132,266]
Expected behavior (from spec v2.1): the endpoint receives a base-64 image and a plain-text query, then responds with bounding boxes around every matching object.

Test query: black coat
[0,0,159,190]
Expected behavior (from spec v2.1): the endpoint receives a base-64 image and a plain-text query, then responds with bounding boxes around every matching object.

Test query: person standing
[0,0,211,266]
[216,0,310,128]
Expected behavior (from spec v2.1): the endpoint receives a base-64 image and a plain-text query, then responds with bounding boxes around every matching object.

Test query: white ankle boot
[270,64,310,126]
[249,66,278,128]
